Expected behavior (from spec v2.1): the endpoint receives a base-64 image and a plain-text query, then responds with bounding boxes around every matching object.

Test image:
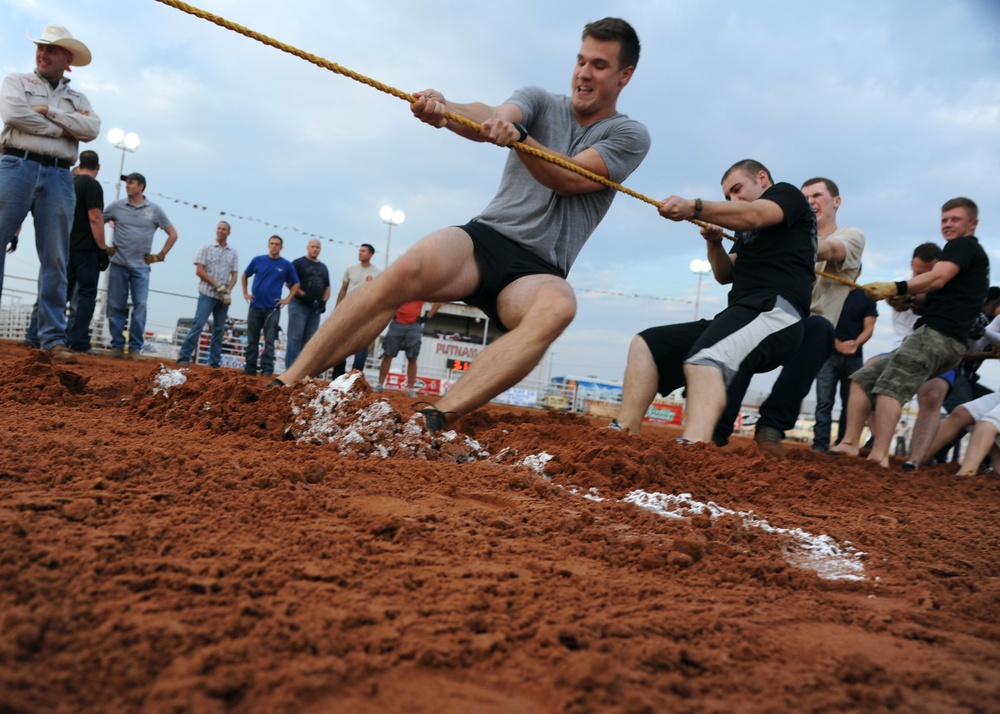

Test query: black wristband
[694,198,703,219]
[511,122,528,144]
[895,280,908,295]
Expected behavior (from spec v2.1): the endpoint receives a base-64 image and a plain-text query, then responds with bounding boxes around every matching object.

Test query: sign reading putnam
[434,341,482,359]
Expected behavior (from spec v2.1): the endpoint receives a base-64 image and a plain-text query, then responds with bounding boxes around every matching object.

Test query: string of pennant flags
[575,288,693,305]
[99,180,358,248]
[97,181,698,307]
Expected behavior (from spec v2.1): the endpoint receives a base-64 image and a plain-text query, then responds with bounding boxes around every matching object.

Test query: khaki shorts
[851,325,966,405]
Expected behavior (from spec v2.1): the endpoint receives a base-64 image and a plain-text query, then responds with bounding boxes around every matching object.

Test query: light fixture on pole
[690,258,712,319]
[379,205,405,270]
[107,128,140,201]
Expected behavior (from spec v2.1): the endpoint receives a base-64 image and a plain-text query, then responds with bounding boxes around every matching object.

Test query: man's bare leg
[867,394,903,467]
[681,363,726,442]
[432,275,576,419]
[830,381,874,456]
[277,228,480,384]
[406,357,418,391]
[905,378,948,468]
[956,422,999,476]
[920,406,975,466]
[617,334,660,433]
[376,354,392,388]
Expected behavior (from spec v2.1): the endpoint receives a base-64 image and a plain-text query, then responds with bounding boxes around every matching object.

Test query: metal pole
[384,222,392,270]
[694,272,703,319]
[115,147,126,200]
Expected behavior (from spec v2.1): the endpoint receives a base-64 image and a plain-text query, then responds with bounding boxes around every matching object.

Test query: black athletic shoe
[265,377,286,389]
[412,402,457,435]
[901,460,918,472]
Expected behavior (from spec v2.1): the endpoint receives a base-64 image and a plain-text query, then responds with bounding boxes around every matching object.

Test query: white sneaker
[607,419,624,431]
[372,384,383,393]
[407,388,417,398]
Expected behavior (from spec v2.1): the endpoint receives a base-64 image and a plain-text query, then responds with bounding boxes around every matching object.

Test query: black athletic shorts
[457,220,564,332]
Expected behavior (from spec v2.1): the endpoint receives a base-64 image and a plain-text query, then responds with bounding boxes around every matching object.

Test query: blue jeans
[245,306,280,375]
[66,250,103,351]
[352,346,369,371]
[0,155,74,348]
[107,262,151,351]
[178,293,230,367]
[714,314,835,445]
[813,352,863,451]
[285,299,321,367]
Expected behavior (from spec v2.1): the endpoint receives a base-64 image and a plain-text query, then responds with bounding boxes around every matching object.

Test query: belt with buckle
[1,146,72,170]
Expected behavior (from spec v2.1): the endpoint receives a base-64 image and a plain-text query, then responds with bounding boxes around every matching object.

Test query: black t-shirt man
[916,235,989,342]
[292,256,331,310]
[730,182,817,318]
[70,173,104,252]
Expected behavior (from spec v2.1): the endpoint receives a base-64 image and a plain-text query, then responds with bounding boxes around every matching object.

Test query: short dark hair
[218,220,231,230]
[361,243,376,254]
[987,286,1000,303]
[269,234,283,246]
[941,197,978,222]
[801,177,839,198]
[722,159,773,185]
[583,18,640,69]
[912,242,941,262]
[78,150,99,170]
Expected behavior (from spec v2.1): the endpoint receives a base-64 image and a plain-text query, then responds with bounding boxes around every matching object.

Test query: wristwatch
[511,122,529,144]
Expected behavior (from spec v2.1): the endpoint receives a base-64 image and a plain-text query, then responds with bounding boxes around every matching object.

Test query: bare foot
[828,442,859,457]
[866,453,890,468]
[955,467,977,477]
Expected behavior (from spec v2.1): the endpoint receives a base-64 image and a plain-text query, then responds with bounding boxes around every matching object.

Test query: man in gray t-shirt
[103,172,178,357]
[274,18,650,434]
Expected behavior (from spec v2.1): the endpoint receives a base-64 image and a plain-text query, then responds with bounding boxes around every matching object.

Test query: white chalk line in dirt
[152,369,868,581]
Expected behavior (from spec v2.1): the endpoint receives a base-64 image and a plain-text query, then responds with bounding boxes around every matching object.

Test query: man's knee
[917,378,948,409]
[546,293,576,329]
[951,406,974,427]
[628,333,652,364]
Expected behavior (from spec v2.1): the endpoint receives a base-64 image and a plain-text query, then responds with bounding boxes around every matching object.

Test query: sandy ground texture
[1,339,999,714]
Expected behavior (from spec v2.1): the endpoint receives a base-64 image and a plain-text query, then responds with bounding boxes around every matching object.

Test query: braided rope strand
[153,0,865,292]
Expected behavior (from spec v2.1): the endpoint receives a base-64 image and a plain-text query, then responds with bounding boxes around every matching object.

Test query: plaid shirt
[195,242,239,297]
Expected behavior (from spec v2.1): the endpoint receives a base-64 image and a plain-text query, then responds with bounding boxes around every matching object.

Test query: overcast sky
[2,0,999,396]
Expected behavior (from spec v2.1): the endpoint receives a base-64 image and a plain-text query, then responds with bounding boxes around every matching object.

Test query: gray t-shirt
[474,86,650,275]
[104,198,173,269]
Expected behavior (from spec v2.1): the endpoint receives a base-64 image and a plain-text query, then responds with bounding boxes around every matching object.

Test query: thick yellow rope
[815,270,860,290]
[151,0,858,294]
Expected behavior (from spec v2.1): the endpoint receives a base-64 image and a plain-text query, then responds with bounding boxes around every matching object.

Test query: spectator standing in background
[286,237,331,367]
[812,283,877,452]
[177,221,239,368]
[241,234,299,377]
[0,24,100,362]
[373,301,442,397]
[103,172,177,359]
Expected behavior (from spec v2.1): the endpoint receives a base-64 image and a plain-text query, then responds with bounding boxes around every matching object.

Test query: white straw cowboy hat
[29,24,92,67]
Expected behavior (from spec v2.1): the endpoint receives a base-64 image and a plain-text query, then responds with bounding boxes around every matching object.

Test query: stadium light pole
[107,128,140,200]
[379,205,405,270]
[99,129,141,342]
[690,259,712,319]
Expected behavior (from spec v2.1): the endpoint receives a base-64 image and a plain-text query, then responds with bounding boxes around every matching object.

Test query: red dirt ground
[1,339,998,714]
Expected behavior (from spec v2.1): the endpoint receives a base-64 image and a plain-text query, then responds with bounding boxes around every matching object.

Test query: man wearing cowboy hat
[0,24,100,363]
